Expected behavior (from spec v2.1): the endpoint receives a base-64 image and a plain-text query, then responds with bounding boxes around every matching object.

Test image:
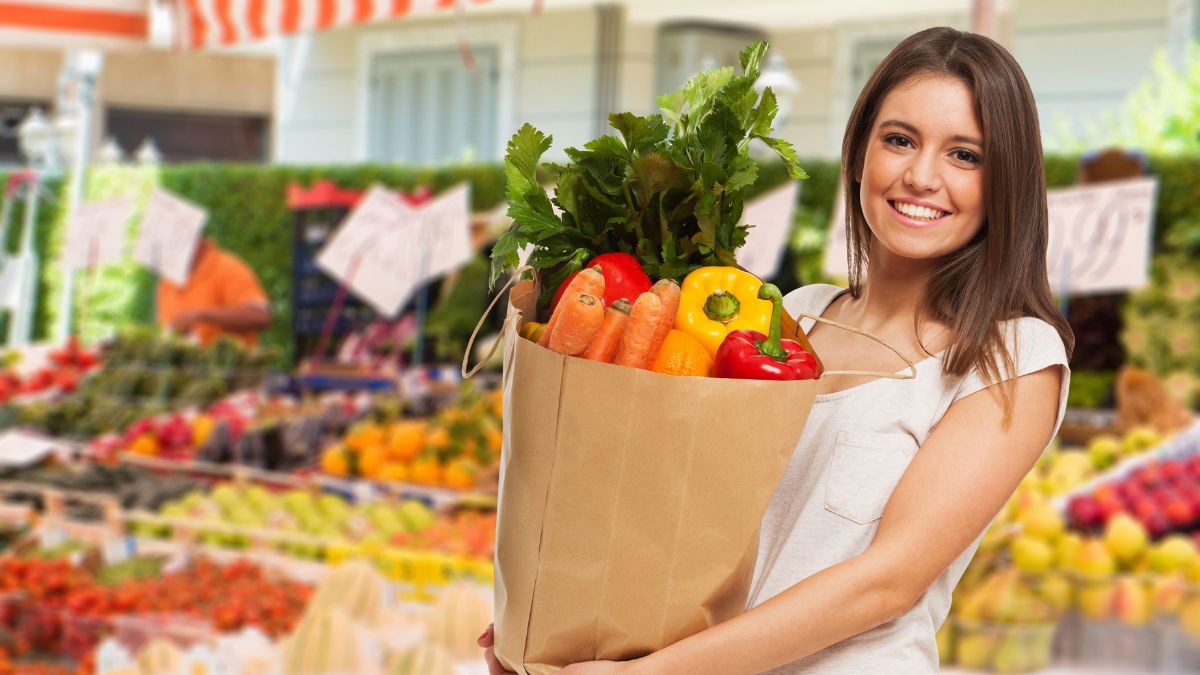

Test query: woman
[482,26,1073,674]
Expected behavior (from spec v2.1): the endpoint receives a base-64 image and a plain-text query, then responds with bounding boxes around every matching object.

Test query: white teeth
[893,201,946,220]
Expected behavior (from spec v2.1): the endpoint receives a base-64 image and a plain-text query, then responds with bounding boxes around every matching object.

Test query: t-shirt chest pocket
[824,431,919,525]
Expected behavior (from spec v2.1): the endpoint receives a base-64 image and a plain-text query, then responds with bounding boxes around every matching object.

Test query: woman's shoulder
[1000,316,1069,364]
[783,283,846,318]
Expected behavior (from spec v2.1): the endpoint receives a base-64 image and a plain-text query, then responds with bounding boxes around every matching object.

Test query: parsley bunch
[491,42,806,307]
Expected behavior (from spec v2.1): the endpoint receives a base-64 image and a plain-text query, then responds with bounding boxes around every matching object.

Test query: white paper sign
[316,184,474,317]
[62,197,134,270]
[134,189,207,285]
[1046,177,1157,295]
[736,181,799,279]
[0,430,58,467]
[418,183,473,280]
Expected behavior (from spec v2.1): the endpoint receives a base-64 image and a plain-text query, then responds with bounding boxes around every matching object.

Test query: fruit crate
[952,618,1058,672]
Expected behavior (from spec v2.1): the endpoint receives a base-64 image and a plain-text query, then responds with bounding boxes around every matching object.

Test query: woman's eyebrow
[879,119,983,147]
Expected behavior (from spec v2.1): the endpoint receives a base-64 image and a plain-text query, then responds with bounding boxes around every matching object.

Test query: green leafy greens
[491,42,807,307]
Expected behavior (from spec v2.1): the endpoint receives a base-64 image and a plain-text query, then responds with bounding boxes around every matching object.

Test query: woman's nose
[903,151,943,193]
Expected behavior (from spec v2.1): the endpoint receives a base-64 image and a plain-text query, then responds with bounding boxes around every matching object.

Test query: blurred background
[0,0,1197,673]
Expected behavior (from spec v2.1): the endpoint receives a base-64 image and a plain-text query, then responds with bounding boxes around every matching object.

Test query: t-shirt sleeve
[954,318,1072,438]
[219,254,269,307]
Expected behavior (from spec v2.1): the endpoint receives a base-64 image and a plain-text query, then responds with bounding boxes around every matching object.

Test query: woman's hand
[478,624,639,675]
[479,624,514,675]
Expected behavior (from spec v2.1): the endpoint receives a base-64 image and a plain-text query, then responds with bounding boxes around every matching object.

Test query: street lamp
[754,53,800,128]
[16,107,58,171]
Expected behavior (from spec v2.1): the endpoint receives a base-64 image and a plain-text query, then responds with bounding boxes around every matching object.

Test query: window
[368,47,499,165]
[105,107,268,163]
[850,39,901,99]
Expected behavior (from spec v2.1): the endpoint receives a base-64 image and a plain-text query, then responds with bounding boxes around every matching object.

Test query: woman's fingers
[480,624,515,675]
[478,623,494,648]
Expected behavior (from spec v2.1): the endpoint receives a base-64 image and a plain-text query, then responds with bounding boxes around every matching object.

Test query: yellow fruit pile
[320,387,503,491]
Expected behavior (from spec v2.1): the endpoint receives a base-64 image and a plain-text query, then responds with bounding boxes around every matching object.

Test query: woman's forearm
[633,550,913,675]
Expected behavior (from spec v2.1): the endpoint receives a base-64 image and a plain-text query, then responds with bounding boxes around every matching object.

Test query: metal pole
[56,49,103,342]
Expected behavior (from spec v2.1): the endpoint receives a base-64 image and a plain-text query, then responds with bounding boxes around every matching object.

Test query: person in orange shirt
[157,238,271,348]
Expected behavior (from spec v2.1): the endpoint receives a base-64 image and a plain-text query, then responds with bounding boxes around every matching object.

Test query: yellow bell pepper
[676,266,775,357]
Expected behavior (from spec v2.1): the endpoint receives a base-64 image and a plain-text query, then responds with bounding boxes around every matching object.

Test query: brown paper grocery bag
[465,274,914,675]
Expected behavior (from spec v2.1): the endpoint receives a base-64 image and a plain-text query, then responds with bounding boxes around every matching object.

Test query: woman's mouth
[888,200,950,226]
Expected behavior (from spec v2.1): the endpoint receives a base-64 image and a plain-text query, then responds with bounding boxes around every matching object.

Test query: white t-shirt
[746,284,1071,674]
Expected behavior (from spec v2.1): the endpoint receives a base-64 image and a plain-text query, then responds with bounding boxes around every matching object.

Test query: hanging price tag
[133,188,207,285]
[62,196,134,270]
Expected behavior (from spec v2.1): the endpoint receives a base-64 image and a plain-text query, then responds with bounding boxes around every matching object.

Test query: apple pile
[0,338,101,404]
[1066,454,1200,539]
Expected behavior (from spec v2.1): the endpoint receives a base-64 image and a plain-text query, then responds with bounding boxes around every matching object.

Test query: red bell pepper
[713,283,819,381]
[550,252,652,310]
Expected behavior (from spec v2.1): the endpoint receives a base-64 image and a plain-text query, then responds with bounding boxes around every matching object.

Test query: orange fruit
[385,421,426,461]
[491,391,503,419]
[409,458,442,486]
[320,445,351,477]
[345,423,384,453]
[443,459,479,490]
[650,330,713,377]
[427,427,451,452]
[358,445,389,479]
[128,433,160,456]
[484,424,503,453]
[377,463,409,483]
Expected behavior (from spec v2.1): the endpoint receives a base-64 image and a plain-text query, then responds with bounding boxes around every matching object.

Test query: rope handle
[462,265,535,379]
[799,313,918,380]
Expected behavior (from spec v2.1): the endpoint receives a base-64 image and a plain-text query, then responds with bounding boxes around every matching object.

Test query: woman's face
[858,74,986,267]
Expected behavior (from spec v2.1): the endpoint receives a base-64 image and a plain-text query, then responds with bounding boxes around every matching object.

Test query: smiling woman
[482,27,1076,675]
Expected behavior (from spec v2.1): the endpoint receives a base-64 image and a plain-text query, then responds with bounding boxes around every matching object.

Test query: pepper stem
[703,290,741,323]
[754,283,789,361]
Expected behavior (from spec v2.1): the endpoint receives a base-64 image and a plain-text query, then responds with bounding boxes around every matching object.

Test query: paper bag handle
[799,313,918,380]
[462,265,535,379]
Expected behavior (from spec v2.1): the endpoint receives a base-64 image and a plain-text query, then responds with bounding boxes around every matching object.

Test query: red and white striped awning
[0,0,150,50]
[180,0,492,49]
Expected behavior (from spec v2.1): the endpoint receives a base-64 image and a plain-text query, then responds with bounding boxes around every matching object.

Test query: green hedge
[15,155,1200,379]
[0,173,65,343]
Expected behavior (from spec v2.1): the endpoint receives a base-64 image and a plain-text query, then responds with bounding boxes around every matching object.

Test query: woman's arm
[623,365,1064,675]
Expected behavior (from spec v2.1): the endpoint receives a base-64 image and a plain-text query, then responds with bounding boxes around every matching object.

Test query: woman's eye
[884,134,913,149]
[952,149,982,165]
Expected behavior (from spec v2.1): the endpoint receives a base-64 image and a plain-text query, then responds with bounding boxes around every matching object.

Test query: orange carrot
[548,293,605,355]
[539,267,606,348]
[644,279,681,366]
[614,292,663,369]
[580,298,632,363]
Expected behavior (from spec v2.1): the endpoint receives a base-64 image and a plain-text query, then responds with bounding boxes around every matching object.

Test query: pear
[990,633,1031,673]
[1087,435,1122,470]
[1011,535,1054,576]
[1035,572,1073,613]
[1147,535,1199,574]
[1112,576,1152,627]
[1078,581,1116,621]
[1122,426,1162,456]
[1151,574,1188,615]
[1070,539,1116,581]
[1104,514,1148,565]
[1055,533,1083,569]
[956,630,998,669]
[1018,503,1065,541]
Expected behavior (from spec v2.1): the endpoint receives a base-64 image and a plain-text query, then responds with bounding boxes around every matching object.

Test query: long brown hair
[841,27,1074,415]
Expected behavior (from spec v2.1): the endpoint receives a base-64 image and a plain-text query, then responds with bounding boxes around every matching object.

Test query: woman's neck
[847,247,937,334]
